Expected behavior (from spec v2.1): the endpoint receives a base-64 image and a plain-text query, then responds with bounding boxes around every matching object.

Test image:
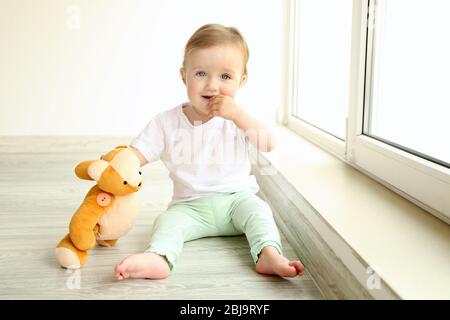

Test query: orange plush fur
[55,146,142,269]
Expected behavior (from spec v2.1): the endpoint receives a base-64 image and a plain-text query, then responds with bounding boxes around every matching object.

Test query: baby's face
[181,45,246,117]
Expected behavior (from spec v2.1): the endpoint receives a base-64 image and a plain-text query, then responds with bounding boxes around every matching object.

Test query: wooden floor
[0,138,324,300]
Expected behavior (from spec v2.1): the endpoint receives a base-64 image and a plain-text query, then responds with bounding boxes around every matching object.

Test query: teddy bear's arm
[69,186,114,251]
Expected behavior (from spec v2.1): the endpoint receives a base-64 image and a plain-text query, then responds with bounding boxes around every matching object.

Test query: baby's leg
[115,203,210,280]
[230,193,304,277]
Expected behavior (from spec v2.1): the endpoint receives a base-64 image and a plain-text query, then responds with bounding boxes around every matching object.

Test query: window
[364,0,450,168]
[286,0,353,158]
[285,0,450,223]
[293,0,352,140]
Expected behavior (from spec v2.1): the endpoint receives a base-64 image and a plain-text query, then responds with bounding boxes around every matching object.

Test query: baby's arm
[208,95,277,152]
[130,146,148,167]
[232,108,277,152]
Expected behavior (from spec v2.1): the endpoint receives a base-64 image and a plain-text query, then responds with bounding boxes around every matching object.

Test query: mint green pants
[146,191,282,270]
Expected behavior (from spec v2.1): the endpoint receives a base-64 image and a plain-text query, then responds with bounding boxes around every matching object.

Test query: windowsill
[263,125,450,299]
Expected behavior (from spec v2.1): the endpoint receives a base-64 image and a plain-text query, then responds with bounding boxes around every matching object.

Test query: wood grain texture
[251,151,400,300]
[0,137,323,300]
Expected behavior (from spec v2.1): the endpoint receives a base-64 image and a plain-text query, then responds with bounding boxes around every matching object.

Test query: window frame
[283,0,450,224]
[283,0,346,160]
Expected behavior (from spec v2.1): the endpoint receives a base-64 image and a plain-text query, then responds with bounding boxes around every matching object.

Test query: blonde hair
[182,23,249,79]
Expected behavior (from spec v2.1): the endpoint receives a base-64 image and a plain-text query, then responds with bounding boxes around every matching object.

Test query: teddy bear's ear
[74,160,110,181]
[75,160,96,180]
[87,160,109,182]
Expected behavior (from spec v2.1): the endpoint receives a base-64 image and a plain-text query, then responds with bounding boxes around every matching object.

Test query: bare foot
[255,246,304,277]
[114,252,170,280]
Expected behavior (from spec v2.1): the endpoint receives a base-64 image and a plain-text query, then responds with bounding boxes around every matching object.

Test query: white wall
[0,0,283,135]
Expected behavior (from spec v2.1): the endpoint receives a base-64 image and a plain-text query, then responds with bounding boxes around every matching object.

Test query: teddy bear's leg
[55,234,89,269]
[96,239,118,247]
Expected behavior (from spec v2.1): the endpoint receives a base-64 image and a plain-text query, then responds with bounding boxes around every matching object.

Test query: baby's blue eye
[195,71,207,77]
[221,74,231,80]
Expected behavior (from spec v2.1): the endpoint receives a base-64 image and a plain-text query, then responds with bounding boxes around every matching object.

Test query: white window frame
[283,0,346,161]
[283,0,450,224]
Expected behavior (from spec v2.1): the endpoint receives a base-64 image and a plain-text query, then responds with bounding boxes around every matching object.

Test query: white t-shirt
[131,102,259,206]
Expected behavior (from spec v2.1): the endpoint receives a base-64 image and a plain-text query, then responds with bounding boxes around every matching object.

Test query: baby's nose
[205,79,219,91]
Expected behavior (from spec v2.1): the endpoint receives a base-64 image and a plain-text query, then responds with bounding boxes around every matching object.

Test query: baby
[114,23,304,280]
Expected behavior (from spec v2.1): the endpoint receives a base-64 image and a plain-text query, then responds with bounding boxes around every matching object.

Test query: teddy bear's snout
[123,180,142,188]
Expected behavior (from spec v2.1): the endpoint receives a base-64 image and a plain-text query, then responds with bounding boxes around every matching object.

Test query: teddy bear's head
[74,146,142,195]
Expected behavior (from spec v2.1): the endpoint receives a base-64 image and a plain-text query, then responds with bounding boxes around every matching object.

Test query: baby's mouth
[202,95,213,100]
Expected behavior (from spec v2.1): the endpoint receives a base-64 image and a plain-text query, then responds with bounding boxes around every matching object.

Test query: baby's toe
[289,261,305,275]
[115,270,129,281]
[114,262,130,280]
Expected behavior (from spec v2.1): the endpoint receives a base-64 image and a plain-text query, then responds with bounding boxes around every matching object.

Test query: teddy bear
[55,145,142,269]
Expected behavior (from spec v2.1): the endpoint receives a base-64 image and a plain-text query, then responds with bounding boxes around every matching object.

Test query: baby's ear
[180,67,186,84]
[240,74,247,86]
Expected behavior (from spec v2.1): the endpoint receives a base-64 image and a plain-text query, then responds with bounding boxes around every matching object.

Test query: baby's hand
[208,95,242,121]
